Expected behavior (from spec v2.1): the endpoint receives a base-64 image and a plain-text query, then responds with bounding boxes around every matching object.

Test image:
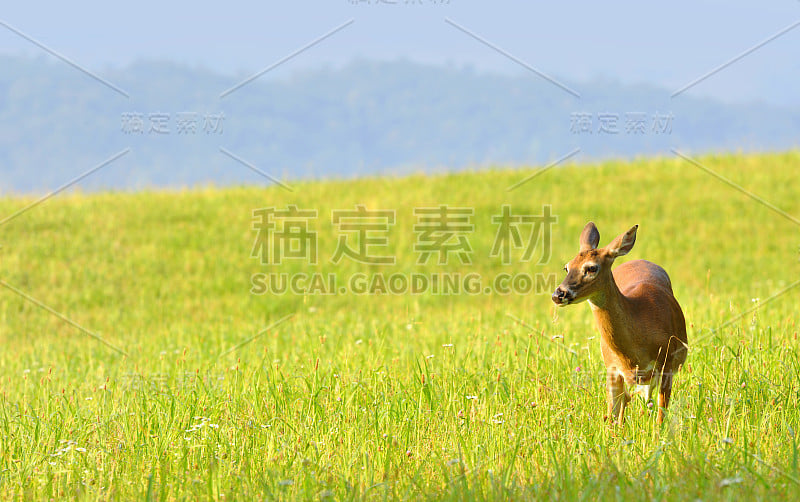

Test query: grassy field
[1,151,799,500]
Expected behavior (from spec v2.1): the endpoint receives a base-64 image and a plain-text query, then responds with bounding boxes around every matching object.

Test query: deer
[551,222,687,424]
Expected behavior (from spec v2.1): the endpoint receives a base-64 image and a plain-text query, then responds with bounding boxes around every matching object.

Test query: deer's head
[552,222,638,306]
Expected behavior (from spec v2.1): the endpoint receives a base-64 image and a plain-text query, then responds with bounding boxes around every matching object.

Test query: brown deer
[552,222,687,424]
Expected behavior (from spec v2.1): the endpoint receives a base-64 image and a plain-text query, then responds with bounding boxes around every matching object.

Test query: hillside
[2,55,799,192]
[1,152,799,499]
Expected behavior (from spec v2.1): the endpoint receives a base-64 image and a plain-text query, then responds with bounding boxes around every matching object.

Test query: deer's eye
[584,264,598,274]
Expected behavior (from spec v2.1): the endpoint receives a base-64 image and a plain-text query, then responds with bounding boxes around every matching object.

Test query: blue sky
[2,1,799,106]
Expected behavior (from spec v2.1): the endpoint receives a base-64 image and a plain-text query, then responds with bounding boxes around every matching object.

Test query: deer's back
[612,259,687,367]
[613,259,673,296]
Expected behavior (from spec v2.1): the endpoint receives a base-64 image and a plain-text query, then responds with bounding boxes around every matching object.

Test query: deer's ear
[607,225,638,257]
[579,222,600,251]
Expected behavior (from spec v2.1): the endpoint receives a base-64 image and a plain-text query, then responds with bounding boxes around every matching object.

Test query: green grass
[1,151,800,500]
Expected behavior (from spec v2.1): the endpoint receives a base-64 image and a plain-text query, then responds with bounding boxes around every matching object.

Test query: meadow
[1,151,799,500]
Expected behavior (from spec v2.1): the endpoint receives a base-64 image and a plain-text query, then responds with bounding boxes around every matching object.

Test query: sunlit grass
[1,151,799,499]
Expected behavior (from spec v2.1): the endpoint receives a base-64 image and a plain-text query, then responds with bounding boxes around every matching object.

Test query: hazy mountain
[1,55,798,193]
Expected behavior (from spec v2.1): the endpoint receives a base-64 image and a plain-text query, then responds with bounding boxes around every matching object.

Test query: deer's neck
[588,276,634,350]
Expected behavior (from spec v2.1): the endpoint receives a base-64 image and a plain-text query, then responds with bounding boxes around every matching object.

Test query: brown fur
[553,223,687,424]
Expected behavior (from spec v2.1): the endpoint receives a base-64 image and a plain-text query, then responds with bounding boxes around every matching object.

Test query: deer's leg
[606,371,629,424]
[656,372,674,425]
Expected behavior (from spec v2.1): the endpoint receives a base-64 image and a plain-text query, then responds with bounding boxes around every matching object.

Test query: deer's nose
[552,287,567,304]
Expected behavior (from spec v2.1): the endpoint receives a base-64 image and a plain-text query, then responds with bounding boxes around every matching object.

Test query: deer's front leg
[606,371,630,424]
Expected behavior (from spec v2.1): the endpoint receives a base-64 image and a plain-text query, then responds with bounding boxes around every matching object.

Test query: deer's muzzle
[552,286,574,305]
